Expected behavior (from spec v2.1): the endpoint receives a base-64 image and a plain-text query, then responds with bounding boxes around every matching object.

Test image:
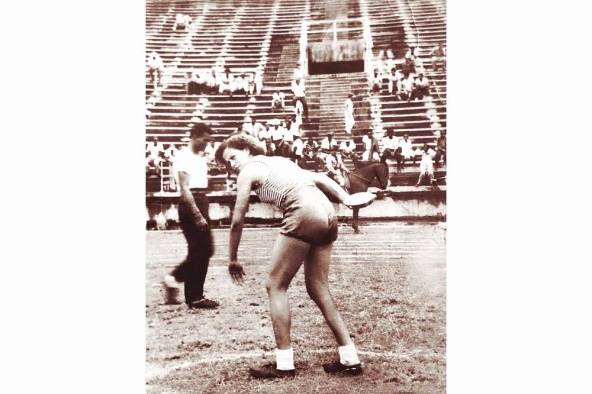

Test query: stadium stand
[146,0,446,193]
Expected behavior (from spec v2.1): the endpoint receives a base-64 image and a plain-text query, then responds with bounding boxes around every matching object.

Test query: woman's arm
[228,169,254,262]
[308,171,350,203]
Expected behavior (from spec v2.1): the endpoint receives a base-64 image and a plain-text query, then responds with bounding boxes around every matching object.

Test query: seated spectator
[399,134,417,165]
[173,13,192,31]
[416,144,437,186]
[264,139,276,156]
[430,43,446,71]
[219,66,234,96]
[433,130,447,166]
[403,46,416,74]
[205,68,217,93]
[304,135,319,159]
[291,77,308,119]
[380,129,404,172]
[270,123,284,148]
[241,116,254,135]
[147,51,164,88]
[411,73,430,101]
[249,117,266,139]
[401,73,415,102]
[324,148,348,187]
[339,137,357,158]
[344,93,355,134]
[320,132,338,153]
[370,69,382,93]
[258,122,272,141]
[271,90,285,112]
[163,143,179,164]
[186,71,201,95]
[362,131,380,161]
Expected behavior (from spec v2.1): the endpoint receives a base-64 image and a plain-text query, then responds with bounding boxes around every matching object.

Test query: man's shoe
[322,361,363,376]
[188,298,219,309]
[249,363,295,379]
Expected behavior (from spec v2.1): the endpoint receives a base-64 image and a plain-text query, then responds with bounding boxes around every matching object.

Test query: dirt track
[146,222,446,393]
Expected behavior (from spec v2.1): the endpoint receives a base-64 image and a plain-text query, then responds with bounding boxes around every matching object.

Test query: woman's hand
[228,261,245,285]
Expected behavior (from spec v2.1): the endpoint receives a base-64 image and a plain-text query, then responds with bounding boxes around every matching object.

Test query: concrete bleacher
[145,0,446,194]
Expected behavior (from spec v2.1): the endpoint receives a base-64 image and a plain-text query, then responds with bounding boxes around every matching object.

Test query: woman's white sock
[338,343,360,366]
[275,347,295,370]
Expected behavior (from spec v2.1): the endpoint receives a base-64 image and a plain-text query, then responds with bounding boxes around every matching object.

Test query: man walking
[162,123,219,309]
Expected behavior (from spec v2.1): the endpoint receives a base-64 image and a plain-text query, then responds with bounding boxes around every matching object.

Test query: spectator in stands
[205,68,217,93]
[380,129,404,172]
[399,134,417,166]
[416,144,437,186]
[288,116,301,140]
[250,117,266,139]
[241,116,254,135]
[401,73,415,102]
[344,94,355,134]
[371,69,382,94]
[204,140,216,161]
[411,73,430,101]
[246,73,255,96]
[304,135,319,159]
[173,13,192,31]
[320,132,339,153]
[362,130,381,161]
[339,137,357,158]
[271,90,286,112]
[324,147,348,187]
[233,74,245,96]
[271,122,284,149]
[147,51,164,89]
[291,77,308,119]
[433,130,446,167]
[389,67,404,98]
[403,46,417,74]
[292,135,305,164]
[187,71,201,95]
[254,68,263,95]
[258,122,272,142]
[219,66,234,96]
[430,43,446,71]
[163,143,179,164]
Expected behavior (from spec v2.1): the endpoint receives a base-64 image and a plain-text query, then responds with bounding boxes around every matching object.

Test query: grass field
[146,222,446,393]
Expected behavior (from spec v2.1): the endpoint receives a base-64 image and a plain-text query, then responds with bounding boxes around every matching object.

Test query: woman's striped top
[247,155,314,209]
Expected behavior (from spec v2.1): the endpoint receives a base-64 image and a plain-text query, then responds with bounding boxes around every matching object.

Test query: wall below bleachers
[146,187,446,225]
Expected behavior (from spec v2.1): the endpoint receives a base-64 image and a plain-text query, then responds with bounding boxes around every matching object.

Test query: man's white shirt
[173,146,209,189]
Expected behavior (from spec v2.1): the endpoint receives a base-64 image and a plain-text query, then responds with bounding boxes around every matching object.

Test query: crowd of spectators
[185,65,262,97]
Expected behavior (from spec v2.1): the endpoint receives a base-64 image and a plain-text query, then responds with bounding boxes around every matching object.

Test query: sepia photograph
[145,0,446,392]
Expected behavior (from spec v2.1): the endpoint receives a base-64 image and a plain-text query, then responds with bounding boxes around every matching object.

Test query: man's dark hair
[190,123,213,138]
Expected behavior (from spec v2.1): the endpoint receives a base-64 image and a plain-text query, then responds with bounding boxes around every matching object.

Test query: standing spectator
[288,116,301,140]
[246,73,255,96]
[292,135,305,164]
[399,134,417,166]
[254,68,263,95]
[320,132,339,153]
[416,144,437,186]
[430,43,446,71]
[271,90,286,112]
[433,130,446,167]
[173,13,192,31]
[344,93,355,134]
[291,77,308,119]
[412,73,430,101]
[147,51,164,89]
[161,123,219,309]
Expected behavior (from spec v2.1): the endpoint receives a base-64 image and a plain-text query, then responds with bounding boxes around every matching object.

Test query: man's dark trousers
[171,191,214,304]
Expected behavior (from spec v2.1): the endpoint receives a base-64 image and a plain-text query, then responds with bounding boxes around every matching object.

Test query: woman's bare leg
[266,234,310,349]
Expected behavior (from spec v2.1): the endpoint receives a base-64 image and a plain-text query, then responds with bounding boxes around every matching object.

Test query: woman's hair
[214,133,266,164]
